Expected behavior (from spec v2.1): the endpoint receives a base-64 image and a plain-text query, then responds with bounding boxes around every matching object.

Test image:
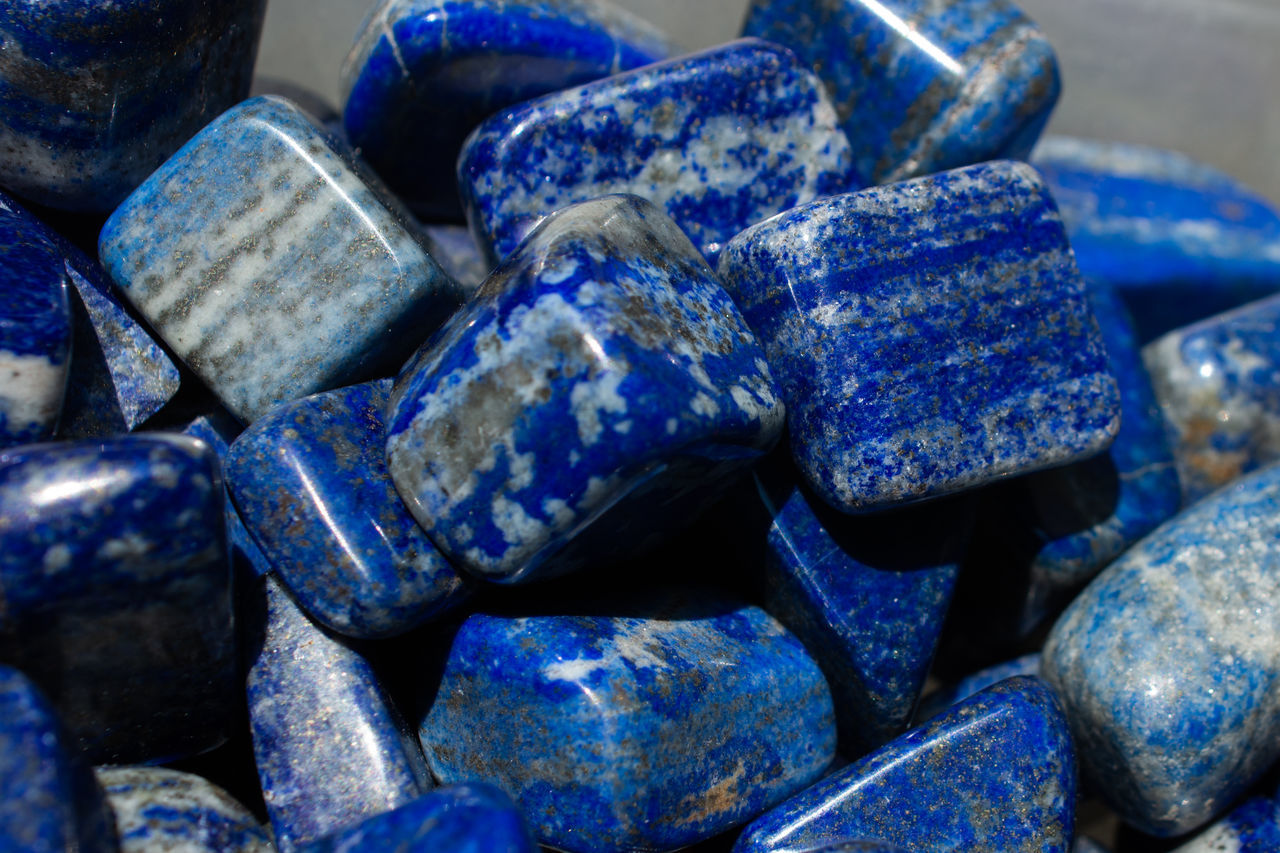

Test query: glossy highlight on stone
[1169,797,1280,853]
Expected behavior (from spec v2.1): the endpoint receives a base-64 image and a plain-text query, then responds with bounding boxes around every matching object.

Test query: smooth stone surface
[915,653,1041,722]
[1043,461,1280,836]
[247,575,433,852]
[1170,797,1280,853]
[423,224,491,298]
[97,766,273,853]
[742,0,1060,186]
[0,666,117,853]
[418,595,836,853]
[228,380,471,638]
[1033,136,1280,343]
[99,95,461,423]
[387,194,784,582]
[341,0,677,220]
[0,435,234,764]
[297,783,535,853]
[718,160,1120,513]
[0,0,266,211]
[459,38,854,265]
[733,677,1076,853]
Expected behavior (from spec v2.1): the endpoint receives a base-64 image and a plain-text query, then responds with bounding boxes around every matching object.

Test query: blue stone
[1033,136,1280,343]
[298,783,536,853]
[247,574,433,851]
[423,224,491,298]
[387,194,785,582]
[742,0,1060,186]
[0,435,234,763]
[1043,461,1280,836]
[772,845,908,853]
[1168,797,1280,853]
[418,594,836,852]
[915,653,1041,722]
[733,677,1076,853]
[96,766,272,853]
[227,380,471,638]
[718,160,1120,513]
[1074,839,1110,853]
[99,95,462,423]
[0,665,116,853]
[0,0,267,212]
[459,38,854,266]
[341,0,677,220]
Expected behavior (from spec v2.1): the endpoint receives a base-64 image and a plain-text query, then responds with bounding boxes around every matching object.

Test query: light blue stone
[423,224,491,297]
[1166,797,1280,852]
[915,653,1041,722]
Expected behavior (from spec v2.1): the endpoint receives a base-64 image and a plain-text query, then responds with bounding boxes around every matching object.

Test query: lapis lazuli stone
[247,574,433,851]
[97,766,273,853]
[418,594,836,853]
[228,380,471,638]
[0,0,267,212]
[99,95,462,423]
[1033,136,1280,344]
[341,0,677,220]
[733,677,1076,853]
[298,783,536,853]
[718,160,1120,514]
[742,0,1060,186]
[0,666,116,853]
[423,223,491,297]
[0,435,234,764]
[387,194,785,582]
[459,38,854,266]
[915,653,1041,722]
[1168,797,1280,853]
[1043,461,1280,836]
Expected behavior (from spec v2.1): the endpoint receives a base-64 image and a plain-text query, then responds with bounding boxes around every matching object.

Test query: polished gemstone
[915,653,1041,722]
[423,224,491,297]
[1169,797,1280,853]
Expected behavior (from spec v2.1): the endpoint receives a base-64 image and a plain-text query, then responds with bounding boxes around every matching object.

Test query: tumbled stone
[1169,797,1280,853]
[99,95,461,423]
[459,38,853,265]
[387,194,784,582]
[1043,462,1280,836]
[915,653,1041,722]
[423,224,491,297]
[742,0,1059,186]
[718,160,1119,513]
[733,677,1076,853]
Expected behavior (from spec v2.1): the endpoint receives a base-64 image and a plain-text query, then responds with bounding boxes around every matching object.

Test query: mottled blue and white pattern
[0,0,267,212]
[341,0,677,220]
[387,195,784,582]
[915,653,1041,721]
[1169,797,1280,853]
[732,677,1076,853]
[97,766,273,853]
[718,160,1119,513]
[0,435,234,764]
[742,0,1060,186]
[1043,461,1280,836]
[418,594,835,853]
[99,95,462,423]
[0,666,116,853]
[247,575,433,852]
[459,39,854,265]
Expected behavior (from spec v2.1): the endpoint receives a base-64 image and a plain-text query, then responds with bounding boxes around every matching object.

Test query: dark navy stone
[1167,797,1280,853]
[387,194,785,583]
[1033,136,1280,343]
[0,666,116,853]
[417,594,836,853]
[742,0,1060,186]
[1043,461,1280,836]
[341,0,677,220]
[0,435,234,764]
[915,653,1041,722]
[227,380,471,638]
[718,160,1120,514]
[733,677,1076,853]
[459,38,854,266]
[0,0,267,212]
[247,574,432,851]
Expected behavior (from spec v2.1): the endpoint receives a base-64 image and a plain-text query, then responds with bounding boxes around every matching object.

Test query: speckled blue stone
[777,845,909,853]
[387,194,784,583]
[0,666,116,853]
[341,0,677,220]
[0,435,234,764]
[915,653,1041,722]
[1033,136,1280,344]
[1043,461,1280,836]
[228,380,471,639]
[733,677,1076,853]
[247,574,433,852]
[742,0,1060,186]
[417,594,836,853]
[718,160,1120,513]
[1168,797,1280,853]
[459,38,854,266]
[298,783,536,853]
